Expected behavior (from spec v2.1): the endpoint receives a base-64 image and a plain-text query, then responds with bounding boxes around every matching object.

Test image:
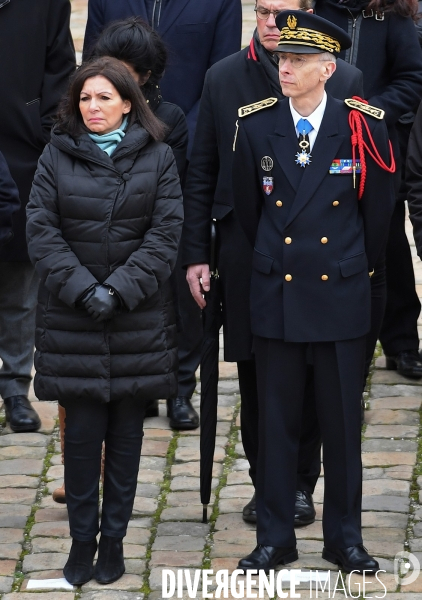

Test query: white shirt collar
[289,91,327,138]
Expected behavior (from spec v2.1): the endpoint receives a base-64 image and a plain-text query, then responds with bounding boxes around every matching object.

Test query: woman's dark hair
[56,57,166,140]
[366,0,419,18]
[92,17,167,104]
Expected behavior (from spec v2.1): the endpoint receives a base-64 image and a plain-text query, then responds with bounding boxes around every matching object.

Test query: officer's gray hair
[319,52,336,63]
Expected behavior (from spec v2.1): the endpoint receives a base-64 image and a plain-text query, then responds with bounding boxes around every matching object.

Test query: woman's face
[79,75,131,134]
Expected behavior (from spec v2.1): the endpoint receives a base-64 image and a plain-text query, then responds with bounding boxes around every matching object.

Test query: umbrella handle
[202,505,208,524]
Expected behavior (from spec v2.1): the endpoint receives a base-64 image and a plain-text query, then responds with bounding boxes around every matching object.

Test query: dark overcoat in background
[0,151,20,247]
[182,46,364,360]
[0,0,75,261]
[26,126,183,405]
[83,0,242,155]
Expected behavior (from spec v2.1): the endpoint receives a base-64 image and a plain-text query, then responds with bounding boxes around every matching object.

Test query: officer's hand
[82,284,120,322]
[186,264,210,309]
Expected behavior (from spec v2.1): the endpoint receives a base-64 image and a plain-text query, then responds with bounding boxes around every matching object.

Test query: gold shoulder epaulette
[238,97,278,118]
[344,98,385,120]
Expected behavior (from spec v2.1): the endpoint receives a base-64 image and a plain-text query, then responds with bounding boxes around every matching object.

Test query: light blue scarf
[88,116,129,156]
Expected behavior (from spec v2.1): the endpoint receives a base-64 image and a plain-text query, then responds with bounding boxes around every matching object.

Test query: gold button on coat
[276,200,283,207]
[285,237,292,244]
[332,200,339,206]
[285,274,292,281]
[321,237,328,244]
[321,275,329,281]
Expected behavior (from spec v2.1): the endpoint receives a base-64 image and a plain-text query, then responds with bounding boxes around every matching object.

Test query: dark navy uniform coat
[233,94,395,343]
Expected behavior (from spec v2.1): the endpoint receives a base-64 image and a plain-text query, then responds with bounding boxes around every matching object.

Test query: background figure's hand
[83,284,120,322]
[186,264,210,309]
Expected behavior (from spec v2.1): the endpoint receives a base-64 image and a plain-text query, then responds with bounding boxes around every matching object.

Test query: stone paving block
[370,396,422,410]
[0,529,23,544]
[171,462,222,478]
[141,440,169,457]
[152,535,205,552]
[295,521,324,540]
[297,539,323,554]
[210,541,251,558]
[174,446,225,463]
[409,538,422,551]
[214,512,256,531]
[149,550,203,567]
[81,574,144,592]
[371,370,419,384]
[365,540,404,558]
[124,558,146,574]
[31,537,71,554]
[217,395,238,407]
[405,575,422,592]
[46,465,64,479]
[219,497,248,513]
[138,456,166,471]
[0,446,45,460]
[362,479,410,497]
[143,429,172,441]
[123,545,146,559]
[365,409,419,426]
[213,530,256,545]
[346,572,398,593]
[0,576,13,593]
[226,471,252,486]
[218,362,238,379]
[361,527,405,543]
[384,466,414,480]
[0,475,39,489]
[362,439,417,453]
[157,522,209,537]
[0,488,37,505]
[365,425,419,438]
[371,384,422,398]
[4,594,72,600]
[362,511,408,528]
[234,443,245,456]
[362,495,410,513]
[35,507,69,522]
[137,470,163,484]
[135,483,159,498]
[413,522,422,536]
[132,496,157,515]
[0,434,48,447]
[363,467,384,479]
[160,506,205,521]
[166,491,214,507]
[217,406,236,420]
[22,551,67,572]
[0,544,21,559]
[50,455,63,465]
[125,528,149,545]
[127,518,153,529]
[219,485,255,499]
[142,417,171,430]
[216,422,231,436]
[0,560,16,576]
[21,568,69,590]
[362,452,416,467]
[149,567,199,591]
[170,476,218,492]
[232,458,250,471]
[31,521,69,537]
[0,504,30,528]
[0,459,43,476]
[80,593,143,600]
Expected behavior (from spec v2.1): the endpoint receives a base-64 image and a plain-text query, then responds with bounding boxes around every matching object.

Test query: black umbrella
[200,221,223,523]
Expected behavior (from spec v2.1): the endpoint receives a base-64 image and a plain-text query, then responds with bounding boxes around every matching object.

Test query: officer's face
[255,1,312,52]
[278,52,336,101]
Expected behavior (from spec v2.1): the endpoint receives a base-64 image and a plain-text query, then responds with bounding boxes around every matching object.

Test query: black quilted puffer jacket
[26,123,183,404]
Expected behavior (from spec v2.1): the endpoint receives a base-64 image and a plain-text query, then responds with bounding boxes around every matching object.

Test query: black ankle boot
[94,534,125,584]
[63,538,97,586]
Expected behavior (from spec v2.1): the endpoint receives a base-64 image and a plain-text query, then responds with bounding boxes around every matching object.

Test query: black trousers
[237,358,321,492]
[61,397,145,541]
[254,336,365,549]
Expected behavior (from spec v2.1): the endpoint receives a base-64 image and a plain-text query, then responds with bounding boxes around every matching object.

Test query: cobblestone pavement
[0,1,420,598]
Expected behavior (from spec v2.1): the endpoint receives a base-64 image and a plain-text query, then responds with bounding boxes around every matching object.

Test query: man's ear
[321,60,336,82]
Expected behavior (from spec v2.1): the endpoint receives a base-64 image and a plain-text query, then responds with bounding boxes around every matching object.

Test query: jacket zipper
[346,9,361,65]
[152,0,162,29]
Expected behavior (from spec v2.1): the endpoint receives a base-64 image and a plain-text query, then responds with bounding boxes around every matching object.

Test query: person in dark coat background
[0,151,20,248]
[0,0,75,432]
[82,0,243,430]
[183,0,364,527]
[406,99,422,255]
[313,0,422,381]
[26,58,183,586]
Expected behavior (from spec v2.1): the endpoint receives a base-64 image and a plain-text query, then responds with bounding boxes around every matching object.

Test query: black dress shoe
[3,395,41,432]
[385,350,422,379]
[63,538,97,586]
[242,492,256,524]
[144,399,159,418]
[238,544,298,573]
[322,544,379,574]
[294,490,316,526]
[94,534,125,584]
[166,397,199,430]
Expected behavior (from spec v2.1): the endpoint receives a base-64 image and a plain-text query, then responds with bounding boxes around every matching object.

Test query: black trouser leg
[237,359,259,487]
[171,252,203,399]
[61,398,145,541]
[379,201,420,356]
[364,254,387,383]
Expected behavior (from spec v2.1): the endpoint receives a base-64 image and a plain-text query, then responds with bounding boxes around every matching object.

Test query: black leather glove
[81,284,120,322]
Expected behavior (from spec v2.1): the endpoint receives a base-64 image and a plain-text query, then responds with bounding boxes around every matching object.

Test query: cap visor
[274,44,324,54]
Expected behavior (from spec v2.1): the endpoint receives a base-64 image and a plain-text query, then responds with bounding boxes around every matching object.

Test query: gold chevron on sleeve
[345,98,385,120]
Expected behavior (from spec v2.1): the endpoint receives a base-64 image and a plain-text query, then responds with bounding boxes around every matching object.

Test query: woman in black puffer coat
[26,57,183,586]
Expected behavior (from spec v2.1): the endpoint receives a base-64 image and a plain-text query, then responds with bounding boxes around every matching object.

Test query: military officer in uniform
[233,10,395,573]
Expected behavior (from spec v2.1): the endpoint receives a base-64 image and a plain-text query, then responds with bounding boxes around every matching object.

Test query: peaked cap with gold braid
[274,10,351,57]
